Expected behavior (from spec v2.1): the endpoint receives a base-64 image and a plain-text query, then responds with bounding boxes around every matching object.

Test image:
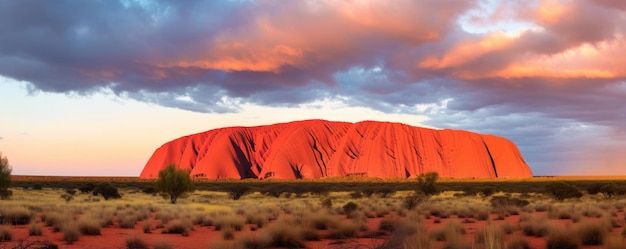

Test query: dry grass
[4,182,626,249]
[62,222,81,244]
[520,215,549,237]
[0,225,12,242]
[28,222,43,236]
[545,227,579,249]
[164,219,192,236]
[125,235,149,249]
[78,216,102,235]
[575,221,607,246]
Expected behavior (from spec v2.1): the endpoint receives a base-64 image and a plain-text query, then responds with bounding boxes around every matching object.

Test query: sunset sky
[1,0,625,176]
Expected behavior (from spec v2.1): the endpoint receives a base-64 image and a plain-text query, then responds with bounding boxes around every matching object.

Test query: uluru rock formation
[140,120,532,179]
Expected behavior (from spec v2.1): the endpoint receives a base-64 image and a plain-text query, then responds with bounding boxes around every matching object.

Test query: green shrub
[490,196,529,208]
[226,185,249,200]
[78,183,96,193]
[157,164,195,204]
[349,191,363,199]
[376,187,396,198]
[93,183,121,200]
[320,198,333,209]
[33,183,43,190]
[546,182,582,200]
[0,152,11,200]
[403,193,426,210]
[417,172,439,195]
[342,202,358,214]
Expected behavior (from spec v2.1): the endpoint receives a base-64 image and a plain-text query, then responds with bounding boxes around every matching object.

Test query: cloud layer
[1,0,625,175]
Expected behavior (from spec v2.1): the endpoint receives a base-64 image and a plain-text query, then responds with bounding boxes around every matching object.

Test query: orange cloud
[482,39,626,79]
[157,42,304,73]
[536,0,571,25]
[419,32,516,69]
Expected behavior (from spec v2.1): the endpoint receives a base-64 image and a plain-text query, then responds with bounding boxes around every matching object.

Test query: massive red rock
[140,120,532,179]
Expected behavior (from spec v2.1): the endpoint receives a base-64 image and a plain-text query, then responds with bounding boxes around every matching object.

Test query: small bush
[490,196,529,208]
[0,189,11,200]
[546,228,579,249]
[520,216,549,237]
[28,222,43,236]
[342,202,358,214]
[234,233,272,249]
[164,219,190,235]
[349,191,363,199]
[142,222,151,233]
[120,215,138,229]
[430,221,465,242]
[308,213,339,230]
[576,222,606,245]
[78,182,96,193]
[320,198,333,209]
[93,183,121,200]
[62,223,81,244]
[33,183,43,190]
[141,185,157,195]
[417,172,439,195]
[0,226,12,242]
[78,217,102,235]
[226,185,249,200]
[222,226,235,240]
[546,182,583,200]
[125,235,149,249]
[378,217,401,232]
[1,206,32,225]
[403,193,426,210]
[264,221,305,248]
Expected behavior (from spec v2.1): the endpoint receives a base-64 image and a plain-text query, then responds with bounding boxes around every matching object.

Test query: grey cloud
[2,0,626,175]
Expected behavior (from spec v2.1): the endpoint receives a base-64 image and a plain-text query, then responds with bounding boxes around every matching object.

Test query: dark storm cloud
[2,0,626,174]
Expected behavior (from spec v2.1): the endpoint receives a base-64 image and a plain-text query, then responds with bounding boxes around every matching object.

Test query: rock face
[140,120,532,179]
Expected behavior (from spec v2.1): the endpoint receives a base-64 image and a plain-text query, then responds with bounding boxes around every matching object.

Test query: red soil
[4,210,622,249]
[140,120,532,179]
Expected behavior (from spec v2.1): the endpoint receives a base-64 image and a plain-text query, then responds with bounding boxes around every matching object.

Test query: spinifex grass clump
[546,227,579,249]
[0,226,12,242]
[576,221,608,246]
[28,222,43,236]
[125,235,149,249]
[0,206,32,225]
[78,216,102,235]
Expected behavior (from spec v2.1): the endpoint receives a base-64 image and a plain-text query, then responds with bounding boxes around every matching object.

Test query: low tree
[417,172,439,196]
[0,152,12,200]
[93,183,122,200]
[156,164,195,204]
[226,184,249,200]
[546,182,583,200]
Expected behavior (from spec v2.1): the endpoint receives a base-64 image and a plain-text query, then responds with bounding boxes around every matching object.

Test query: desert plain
[2,176,626,249]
